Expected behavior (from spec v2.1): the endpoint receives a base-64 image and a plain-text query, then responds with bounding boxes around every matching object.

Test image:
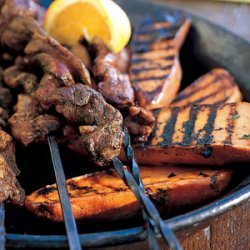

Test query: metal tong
[113,128,182,250]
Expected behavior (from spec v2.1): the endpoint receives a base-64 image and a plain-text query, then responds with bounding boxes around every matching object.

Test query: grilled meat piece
[43,84,124,166]
[25,166,232,222]
[130,12,191,110]
[4,65,38,94]
[0,16,44,51]
[132,102,250,165]
[92,39,134,108]
[90,39,155,141]
[0,86,11,108]
[0,0,40,19]
[124,106,155,143]
[0,129,25,204]
[0,107,9,127]
[9,94,61,145]
[25,34,91,86]
[0,0,124,166]
[172,68,243,107]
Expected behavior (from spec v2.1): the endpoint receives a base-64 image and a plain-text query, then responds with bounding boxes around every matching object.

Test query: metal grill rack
[0,131,181,250]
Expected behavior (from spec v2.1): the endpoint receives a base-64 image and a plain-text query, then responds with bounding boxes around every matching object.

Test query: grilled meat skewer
[0,0,125,166]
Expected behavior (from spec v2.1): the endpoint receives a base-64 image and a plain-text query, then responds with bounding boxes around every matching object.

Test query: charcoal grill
[2,0,250,249]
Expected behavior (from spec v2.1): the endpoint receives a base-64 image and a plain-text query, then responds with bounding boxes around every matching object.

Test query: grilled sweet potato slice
[133,102,250,166]
[130,12,191,110]
[171,68,243,107]
[25,166,233,222]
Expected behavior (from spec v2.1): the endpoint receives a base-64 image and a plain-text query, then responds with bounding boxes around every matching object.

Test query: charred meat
[0,0,124,166]
[0,130,25,204]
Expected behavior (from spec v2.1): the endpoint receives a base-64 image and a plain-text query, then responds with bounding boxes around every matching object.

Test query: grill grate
[0,132,181,250]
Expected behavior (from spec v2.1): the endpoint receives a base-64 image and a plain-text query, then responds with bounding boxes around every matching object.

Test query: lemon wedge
[43,0,132,52]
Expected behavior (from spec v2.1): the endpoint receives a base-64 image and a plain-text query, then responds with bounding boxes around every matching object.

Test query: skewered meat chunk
[9,94,61,145]
[0,129,25,204]
[172,68,243,107]
[90,39,155,142]
[25,34,91,86]
[124,106,155,143]
[133,102,250,166]
[0,0,124,166]
[38,84,124,166]
[4,65,38,94]
[25,166,233,222]
[130,12,191,110]
[91,38,135,108]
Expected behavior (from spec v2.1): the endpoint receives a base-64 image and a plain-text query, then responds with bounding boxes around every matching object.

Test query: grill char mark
[131,64,172,75]
[140,86,163,103]
[224,104,237,145]
[190,85,233,105]
[146,109,161,146]
[160,107,179,147]
[132,74,169,83]
[181,106,200,146]
[172,76,223,103]
[132,55,175,64]
[198,105,218,145]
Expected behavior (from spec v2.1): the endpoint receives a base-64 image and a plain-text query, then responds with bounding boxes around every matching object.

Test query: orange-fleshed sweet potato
[130,13,191,110]
[133,102,250,166]
[25,166,233,222]
[171,68,243,107]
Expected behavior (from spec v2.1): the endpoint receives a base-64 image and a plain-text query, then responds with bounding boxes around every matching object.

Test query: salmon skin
[133,102,250,166]
[172,68,243,107]
[130,11,191,110]
[25,166,233,222]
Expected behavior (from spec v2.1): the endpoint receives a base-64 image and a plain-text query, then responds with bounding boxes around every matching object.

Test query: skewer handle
[48,136,82,250]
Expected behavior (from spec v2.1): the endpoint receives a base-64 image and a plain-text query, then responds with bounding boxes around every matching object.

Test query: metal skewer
[47,136,81,250]
[113,128,182,250]
[0,203,5,250]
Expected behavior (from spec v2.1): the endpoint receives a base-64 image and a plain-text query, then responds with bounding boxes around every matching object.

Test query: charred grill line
[113,129,181,250]
[0,204,5,250]
[160,107,179,147]
[47,137,81,250]
[224,104,237,146]
[133,44,174,54]
[172,76,221,103]
[132,74,169,83]
[146,109,161,146]
[132,56,175,64]
[142,86,163,103]
[131,64,172,75]
[181,106,200,146]
[199,105,218,145]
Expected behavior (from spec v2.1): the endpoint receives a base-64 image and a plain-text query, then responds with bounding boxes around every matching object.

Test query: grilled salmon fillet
[132,102,250,165]
[130,12,191,110]
[25,166,232,222]
[172,68,243,107]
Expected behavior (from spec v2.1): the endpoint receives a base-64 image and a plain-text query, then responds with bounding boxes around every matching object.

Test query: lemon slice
[43,0,132,52]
